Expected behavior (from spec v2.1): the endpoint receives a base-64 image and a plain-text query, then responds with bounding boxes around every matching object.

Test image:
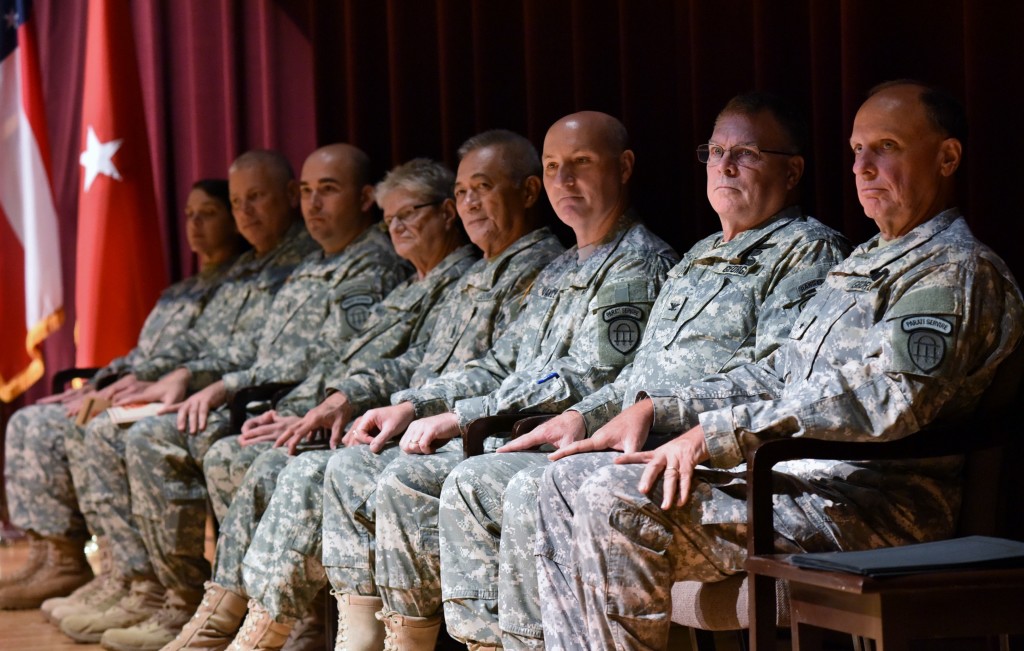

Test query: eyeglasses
[696,144,798,167]
[383,199,443,228]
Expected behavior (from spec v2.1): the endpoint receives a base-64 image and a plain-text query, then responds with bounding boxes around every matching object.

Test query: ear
[441,198,459,228]
[786,155,805,190]
[358,184,375,213]
[619,149,636,184]
[521,176,543,209]
[286,179,300,208]
[938,138,962,177]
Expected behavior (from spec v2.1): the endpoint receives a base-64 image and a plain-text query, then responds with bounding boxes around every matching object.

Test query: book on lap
[105,402,165,425]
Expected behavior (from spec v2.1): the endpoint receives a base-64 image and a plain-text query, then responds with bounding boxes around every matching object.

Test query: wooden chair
[460,343,1024,650]
[743,342,1024,651]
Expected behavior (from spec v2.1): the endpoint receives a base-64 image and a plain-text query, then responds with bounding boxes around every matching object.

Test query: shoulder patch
[607,319,641,354]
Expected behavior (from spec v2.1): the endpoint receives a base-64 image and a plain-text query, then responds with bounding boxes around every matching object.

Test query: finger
[676,468,694,509]
[548,437,601,461]
[329,422,344,450]
[616,451,653,465]
[497,429,545,453]
[637,459,664,495]
[273,428,293,450]
[370,429,394,454]
[197,404,209,432]
[660,466,678,510]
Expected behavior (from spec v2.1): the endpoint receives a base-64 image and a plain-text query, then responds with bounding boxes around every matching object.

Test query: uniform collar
[699,205,804,264]
[844,208,962,277]
[468,227,557,290]
[570,210,637,288]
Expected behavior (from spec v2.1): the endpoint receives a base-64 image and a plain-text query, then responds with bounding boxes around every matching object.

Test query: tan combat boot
[0,534,93,609]
[41,540,111,622]
[159,582,248,651]
[100,587,204,651]
[43,537,122,624]
[332,592,384,651]
[377,610,442,651]
[225,600,294,651]
[49,573,131,625]
[0,532,47,588]
[61,577,164,643]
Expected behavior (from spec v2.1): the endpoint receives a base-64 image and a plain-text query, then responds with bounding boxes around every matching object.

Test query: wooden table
[745,554,1024,650]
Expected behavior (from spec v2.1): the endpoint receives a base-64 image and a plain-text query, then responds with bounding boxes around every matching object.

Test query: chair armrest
[229,382,298,433]
[462,412,549,458]
[51,367,101,395]
[744,342,1023,650]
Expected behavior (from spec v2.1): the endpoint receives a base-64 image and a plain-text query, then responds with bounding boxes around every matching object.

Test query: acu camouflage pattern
[372,217,676,623]
[216,229,562,621]
[270,244,480,418]
[3,259,239,541]
[202,243,480,521]
[392,215,677,428]
[119,224,409,596]
[68,225,316,582]
[439,209,849,647]
[537,210,1024,650]
[129,222,317,386]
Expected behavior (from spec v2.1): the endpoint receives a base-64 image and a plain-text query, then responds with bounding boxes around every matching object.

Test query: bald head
[300,143,376,254]
[850,82,963,239]
[541,111,635,246]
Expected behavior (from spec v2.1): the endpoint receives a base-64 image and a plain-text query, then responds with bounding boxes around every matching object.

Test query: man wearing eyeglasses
[437,93,849,651]
[535,82,1024,651]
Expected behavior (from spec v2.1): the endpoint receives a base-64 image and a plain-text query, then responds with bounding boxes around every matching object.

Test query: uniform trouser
[536,452,873,651]
[321,444,402,597]
[4,404,89,539]
[123,410,231,593]
[375,440,465,617]
[210,444,286,595]
[440,452,549,650]
[237,450,330,620]
[79,414,155,579]
[203,435,269,523]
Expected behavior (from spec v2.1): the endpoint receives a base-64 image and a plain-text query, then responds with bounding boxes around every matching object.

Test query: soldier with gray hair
[439,92,850,650]
[55,144,414,651]
[337,111,678,649]
[160,131,564,651]
[535,82,1024,651]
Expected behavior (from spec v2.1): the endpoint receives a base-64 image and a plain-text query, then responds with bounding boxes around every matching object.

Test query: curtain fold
[15,0,1024,402]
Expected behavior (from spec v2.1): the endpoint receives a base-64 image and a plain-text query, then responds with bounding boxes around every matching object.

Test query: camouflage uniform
[117,225,408,599]
[3,260,236,541]
[439,210,849,648]
[70,225,316,582]
[205,242,484,603]
[220,230,562,622]
[536,210,1024,650]
[200,242,482,523]
[351,216,676,628]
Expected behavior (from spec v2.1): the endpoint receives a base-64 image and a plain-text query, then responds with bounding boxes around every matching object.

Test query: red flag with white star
[0,0,64,402]
[75,0,167,367]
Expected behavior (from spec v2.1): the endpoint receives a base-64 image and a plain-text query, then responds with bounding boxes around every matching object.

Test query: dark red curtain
[4,1,1024,524]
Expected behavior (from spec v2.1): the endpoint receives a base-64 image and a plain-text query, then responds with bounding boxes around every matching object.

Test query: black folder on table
[789,536,1024,577]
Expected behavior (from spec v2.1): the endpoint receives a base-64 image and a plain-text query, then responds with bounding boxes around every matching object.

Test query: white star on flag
[4,10,18,29]
[79,125,123,191]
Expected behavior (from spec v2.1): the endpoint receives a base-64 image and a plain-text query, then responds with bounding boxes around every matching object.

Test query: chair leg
[688,628,717,651]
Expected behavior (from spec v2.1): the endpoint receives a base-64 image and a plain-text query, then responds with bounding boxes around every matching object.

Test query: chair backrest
[960,341,1024,538]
